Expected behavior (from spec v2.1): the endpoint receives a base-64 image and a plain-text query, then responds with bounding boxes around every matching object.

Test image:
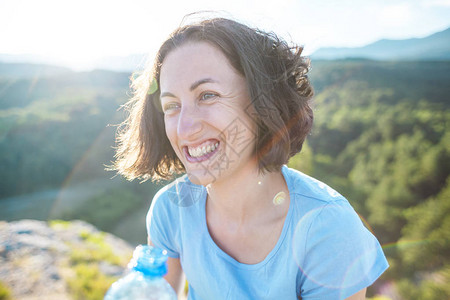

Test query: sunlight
[0,0,158,70]
[1,2,449,299]
[1,0,449,71]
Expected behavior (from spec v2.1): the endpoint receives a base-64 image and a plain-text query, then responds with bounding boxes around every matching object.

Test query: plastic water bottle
[104,245,177,300]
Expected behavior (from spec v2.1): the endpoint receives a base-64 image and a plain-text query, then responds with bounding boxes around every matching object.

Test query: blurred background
[0,0,449,299]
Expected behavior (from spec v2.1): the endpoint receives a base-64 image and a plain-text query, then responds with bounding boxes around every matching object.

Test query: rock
[0,219,134,299]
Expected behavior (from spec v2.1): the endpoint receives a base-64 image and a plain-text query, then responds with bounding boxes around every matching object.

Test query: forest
[0,60,449,299]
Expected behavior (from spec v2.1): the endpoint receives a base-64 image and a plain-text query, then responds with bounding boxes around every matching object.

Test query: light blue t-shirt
[146,166,389,299]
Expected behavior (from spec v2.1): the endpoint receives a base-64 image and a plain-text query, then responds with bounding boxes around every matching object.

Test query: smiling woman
[159,41,256,186]
[112,16,388,300]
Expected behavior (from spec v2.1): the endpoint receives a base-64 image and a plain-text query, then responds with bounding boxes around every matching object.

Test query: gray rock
[0,219,133,299]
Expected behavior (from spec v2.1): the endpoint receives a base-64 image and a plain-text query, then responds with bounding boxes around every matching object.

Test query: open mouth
[183,140,220,163]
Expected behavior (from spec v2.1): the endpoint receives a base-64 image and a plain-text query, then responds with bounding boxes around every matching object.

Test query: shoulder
[283,166,366,243]
[294,199,388,299]
[151,174,206,211]
[283,165,346,205]
[284,165,374,259]
[147,174,205,231]
[285,167,389,298]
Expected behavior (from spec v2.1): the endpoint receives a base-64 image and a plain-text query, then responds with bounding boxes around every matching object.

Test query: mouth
[183,139,220,163]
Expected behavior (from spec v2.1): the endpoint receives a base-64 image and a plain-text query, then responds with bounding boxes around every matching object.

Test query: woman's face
[159,41,257,186]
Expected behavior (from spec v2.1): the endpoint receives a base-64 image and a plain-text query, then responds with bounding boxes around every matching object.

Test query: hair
[112,16,314,182]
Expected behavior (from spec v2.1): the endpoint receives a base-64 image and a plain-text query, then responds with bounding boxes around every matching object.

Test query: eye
[200,92,218,101]
[162,102,180,114]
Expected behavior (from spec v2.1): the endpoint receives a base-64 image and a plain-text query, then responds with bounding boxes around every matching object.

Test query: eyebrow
[160,77,218,99]
[190,78,218,91]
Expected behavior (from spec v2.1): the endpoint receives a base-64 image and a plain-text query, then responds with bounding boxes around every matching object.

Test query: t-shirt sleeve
[146,189,180,258]
[294,200,389,299]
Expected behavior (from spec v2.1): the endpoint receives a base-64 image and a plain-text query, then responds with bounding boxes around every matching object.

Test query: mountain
[1,28,449,72]
[0,53,148,73]
[311,27,450,61]
[0,62,71,78]
[0,58,448,299]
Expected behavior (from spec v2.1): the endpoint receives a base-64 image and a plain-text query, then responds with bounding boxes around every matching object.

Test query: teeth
[188,142,219,158]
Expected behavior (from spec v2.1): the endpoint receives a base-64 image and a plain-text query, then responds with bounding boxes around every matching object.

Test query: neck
[206,164,288,225]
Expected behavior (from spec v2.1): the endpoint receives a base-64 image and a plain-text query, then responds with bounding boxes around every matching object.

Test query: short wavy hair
[113,17,314,181]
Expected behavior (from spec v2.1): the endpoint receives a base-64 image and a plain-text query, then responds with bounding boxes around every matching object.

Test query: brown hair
[113,16,314,181]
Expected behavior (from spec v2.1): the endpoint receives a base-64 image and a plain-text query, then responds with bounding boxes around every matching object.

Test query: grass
[0,281,12,300]
[67,263,117,300]
[69,230,124,266]
[49,220,132,300]
[49,219,72,229]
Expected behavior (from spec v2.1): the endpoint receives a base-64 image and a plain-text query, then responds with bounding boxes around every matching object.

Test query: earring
[273,191,286,205]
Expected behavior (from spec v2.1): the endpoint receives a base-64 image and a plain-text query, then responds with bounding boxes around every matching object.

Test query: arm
[166,256,184,294]
[148,237,184,295]
[346,288,366,300]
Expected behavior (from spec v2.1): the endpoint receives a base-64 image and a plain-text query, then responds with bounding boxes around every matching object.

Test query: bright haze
[1,0,449,71]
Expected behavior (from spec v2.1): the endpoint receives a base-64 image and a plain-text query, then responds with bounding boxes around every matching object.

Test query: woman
[114,16,389,299]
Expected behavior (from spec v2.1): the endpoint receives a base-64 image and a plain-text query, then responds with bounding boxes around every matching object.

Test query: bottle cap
[128,245,169,277]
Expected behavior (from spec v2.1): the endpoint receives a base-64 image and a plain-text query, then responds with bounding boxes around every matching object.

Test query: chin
[187,173,214,187]
[185,169,216,186]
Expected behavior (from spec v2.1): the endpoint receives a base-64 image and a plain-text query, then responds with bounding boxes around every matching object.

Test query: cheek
[164,117,178,145]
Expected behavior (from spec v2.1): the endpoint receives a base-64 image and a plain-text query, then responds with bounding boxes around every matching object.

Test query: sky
[1,0,449,70]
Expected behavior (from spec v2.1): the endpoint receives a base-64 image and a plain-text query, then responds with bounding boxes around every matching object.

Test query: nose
[177,104,203,140]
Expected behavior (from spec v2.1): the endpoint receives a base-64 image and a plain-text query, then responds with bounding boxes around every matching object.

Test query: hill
[0,60,449,299]
[0,62,71,79]
[2,27,449,72]
[311,27,450,61]
[289,59,450,299]
[0,63,160,245]
[0,53,148,73]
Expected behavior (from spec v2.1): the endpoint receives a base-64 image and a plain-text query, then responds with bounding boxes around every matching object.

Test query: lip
[183,139,220,163]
